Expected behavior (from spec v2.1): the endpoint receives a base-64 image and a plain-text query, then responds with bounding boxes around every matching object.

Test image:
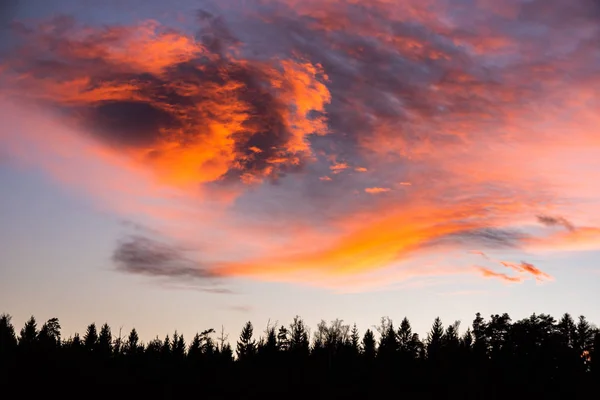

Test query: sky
[1,0,600,342]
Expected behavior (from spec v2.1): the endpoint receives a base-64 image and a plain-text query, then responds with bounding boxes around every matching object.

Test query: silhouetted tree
[426,317,444,362]
[201,329,216,357]
[576,315,595,371]
[592,331,600,376]
[362,329,376,359]
[125,328,141,355]
[277,325,290,352]
[220,342,233,363]
[236,321,256,361]
[350,323,361,354]
[558,313,577,348]
[486,313,511,358]
[188,333,203,362]
[2,310,598,398]
[398,318,412,352]
[146,336,162,361]
[172,331,186,360]
[376,317,397,362]
[289,316,310,357]
[38,317,61,350]
[461,327,473,349]
[258,322,278,360]
[19,316,38,352]
[97,323,112,358]
[70,333,82,349]
[83,323,98,353]
[0,314,17,358]
[157,335,170,365]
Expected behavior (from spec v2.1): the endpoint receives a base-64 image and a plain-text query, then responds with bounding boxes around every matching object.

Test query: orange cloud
[2,18,331,189]
[213,197,535,283]
[500,261,553,282]
[477,267,523,284]
[365,187,392,194]
[330,162,349,174]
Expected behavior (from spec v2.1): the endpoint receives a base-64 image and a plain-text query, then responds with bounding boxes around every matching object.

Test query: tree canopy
[1,311,599,399]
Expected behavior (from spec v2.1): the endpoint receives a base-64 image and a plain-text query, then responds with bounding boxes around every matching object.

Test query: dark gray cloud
[427,227,526,250]
[85,100,179,148]
[537,215,575,231]
[112,235,217,280]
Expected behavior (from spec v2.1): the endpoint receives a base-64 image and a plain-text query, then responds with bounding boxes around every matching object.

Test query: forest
[1,311,600,399]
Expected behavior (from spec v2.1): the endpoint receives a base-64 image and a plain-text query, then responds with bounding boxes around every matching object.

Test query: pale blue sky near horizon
[2,162,598,340]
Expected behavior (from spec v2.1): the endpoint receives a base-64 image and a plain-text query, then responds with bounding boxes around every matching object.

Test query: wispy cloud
[112,235,216,280]
[365,187,391,194]
[477,267,523,284]
[537,215,575,232]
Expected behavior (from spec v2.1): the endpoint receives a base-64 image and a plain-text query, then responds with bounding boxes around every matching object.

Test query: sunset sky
[1,0,600,341]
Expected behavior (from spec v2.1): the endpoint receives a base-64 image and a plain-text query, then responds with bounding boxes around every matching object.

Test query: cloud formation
[2,15,330,187]
[113,235,215,279]
[477,267,524,284]
[537,215,575,232]
[1,0,600,291]
[500,261,552,282]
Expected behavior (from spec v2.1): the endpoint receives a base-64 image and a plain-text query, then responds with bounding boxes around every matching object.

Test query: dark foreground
[2,312,600,399]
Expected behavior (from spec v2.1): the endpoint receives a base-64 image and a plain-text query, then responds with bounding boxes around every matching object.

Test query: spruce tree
[97,323,112,357]
[83,323,98,352]
[0,314,17,357]
[236,321,256,361]
[19,316,38,350]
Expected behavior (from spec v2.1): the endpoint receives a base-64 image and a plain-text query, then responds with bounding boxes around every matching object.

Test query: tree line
[1,311,600,398]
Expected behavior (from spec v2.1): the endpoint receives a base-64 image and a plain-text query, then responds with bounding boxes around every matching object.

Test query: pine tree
[161,334,171,360]
[461,328,473,349]
[350,323,361,354]
[71,333,82,349]
[83,323,98,352]
[426,317,444,361]
[125,328,140,355]
[362,329,376,359]
[289,316,310,356]
[188,333,203,362]
[19,316,38,350]
[172,331,186,359]
[236,321,256,361]
[575,315,594,370]
[145,337,162,360]
[0,314,17,357]
[277,326,289,352]
[258,323,278,359]
[472,312,487,360]
[378,322,398,360]
[558,313,577,348]
[220,342,233,362]
[97,323,112,357]
[398,317,413,352]
[443,321,460,348]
